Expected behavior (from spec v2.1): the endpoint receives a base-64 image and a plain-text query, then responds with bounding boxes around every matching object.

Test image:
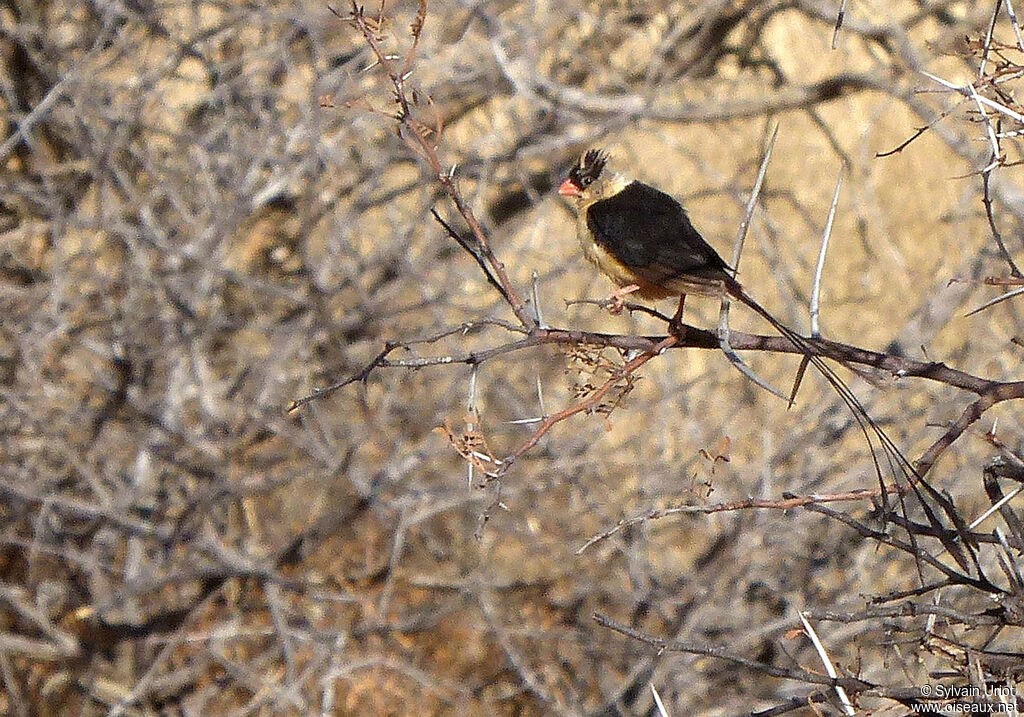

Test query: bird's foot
[606,284,640,315]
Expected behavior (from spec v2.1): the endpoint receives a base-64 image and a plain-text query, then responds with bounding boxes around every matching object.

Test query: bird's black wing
[586,181,731,286]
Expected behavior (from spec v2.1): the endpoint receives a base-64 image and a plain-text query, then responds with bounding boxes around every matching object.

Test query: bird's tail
[722,280,979,574]
[723,277,912,486]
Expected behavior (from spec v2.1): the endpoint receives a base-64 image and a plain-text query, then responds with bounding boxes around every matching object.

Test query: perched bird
[559,148,777,334]
[557,148,883,423]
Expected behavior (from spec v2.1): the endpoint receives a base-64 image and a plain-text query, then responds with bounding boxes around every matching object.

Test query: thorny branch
[338,2,537,330]
[593,612,1023,708]
[297,312,1024,474]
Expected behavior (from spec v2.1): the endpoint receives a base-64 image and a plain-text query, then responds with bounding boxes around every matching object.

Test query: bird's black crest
[569,149,608,189]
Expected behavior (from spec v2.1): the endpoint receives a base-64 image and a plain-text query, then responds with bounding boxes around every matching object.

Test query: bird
[557,148,909,467]
[559,147,777,335]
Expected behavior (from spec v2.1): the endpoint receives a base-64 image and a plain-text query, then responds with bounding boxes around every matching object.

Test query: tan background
[2,0,1022,714]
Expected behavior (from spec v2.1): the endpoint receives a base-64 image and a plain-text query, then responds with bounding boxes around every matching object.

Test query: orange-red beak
[558,179,580,197]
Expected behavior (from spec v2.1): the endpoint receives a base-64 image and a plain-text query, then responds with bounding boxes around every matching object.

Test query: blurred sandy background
[2,1,1023,714]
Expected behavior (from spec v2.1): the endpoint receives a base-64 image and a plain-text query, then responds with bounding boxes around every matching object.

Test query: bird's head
[558,149,628,205]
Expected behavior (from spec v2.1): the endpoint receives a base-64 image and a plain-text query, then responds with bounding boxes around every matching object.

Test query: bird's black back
[586,181,731,286]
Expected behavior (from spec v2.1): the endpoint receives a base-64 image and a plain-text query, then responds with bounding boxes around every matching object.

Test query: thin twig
[810,169,843,338]
[922,70,1024,124]
[531,271,545,328]
[287,344,397,411]
[593,612,874,691]
[577,484,909,554]
[565,297,673,323]
[717,342,788,400]
[345,3,537,329]
[431,209,514,306]
[650,684,669,717]
[1005,0,1024,51]
[965,285,1024,316]
[969,84,1002,161]
[718,124,784,399]
[980,0,1002,79]
[830,0,847,49]
[728,125,779,279]
[799,613,855,716]
[466,365,479,487]
[980,155,1023,278]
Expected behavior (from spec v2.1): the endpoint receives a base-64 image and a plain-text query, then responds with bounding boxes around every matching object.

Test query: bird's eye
[581,176,593,186]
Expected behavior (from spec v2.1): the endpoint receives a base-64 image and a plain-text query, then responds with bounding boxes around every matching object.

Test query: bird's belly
[578,231,676,300]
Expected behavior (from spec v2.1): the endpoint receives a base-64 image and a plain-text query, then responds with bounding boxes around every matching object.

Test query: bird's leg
[669,294,687,338]
[606,284,640,315]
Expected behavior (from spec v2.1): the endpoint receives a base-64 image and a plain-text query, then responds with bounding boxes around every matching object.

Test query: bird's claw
[606,284,640,315]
